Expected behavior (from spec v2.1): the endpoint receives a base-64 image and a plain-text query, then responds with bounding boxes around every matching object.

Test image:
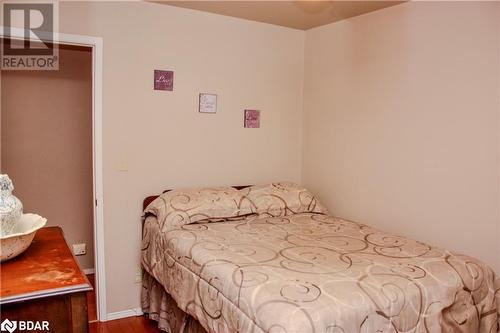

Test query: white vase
[0,174,23,237]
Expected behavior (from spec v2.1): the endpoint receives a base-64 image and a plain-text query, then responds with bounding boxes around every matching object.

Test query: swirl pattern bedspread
[141,213,500,333]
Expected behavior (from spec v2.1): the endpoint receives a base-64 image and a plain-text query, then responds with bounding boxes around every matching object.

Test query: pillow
[241,182,328,217]
[144,186,254,228]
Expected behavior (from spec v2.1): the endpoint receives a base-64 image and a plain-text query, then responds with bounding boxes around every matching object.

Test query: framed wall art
[199,93,217,114]
[244,110,260,128]
[154,70,173,91]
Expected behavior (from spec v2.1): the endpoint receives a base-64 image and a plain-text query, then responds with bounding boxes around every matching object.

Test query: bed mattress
[141,213,499,333]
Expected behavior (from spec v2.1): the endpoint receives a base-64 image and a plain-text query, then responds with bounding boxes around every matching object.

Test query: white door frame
[1,27,107,321]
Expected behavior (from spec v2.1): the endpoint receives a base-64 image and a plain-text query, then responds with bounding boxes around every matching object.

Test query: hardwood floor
[85,274,161,332]
[89,316,161,333]
[85,273,161,332]
[86,274,97,322]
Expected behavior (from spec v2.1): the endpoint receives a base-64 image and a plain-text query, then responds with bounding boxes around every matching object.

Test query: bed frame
[142,185,252,211]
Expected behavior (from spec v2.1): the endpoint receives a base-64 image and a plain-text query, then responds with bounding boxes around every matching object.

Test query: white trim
[90,34,107,324]
[106,308,143,321]
[0,27,107,322]
[83,268,95,275]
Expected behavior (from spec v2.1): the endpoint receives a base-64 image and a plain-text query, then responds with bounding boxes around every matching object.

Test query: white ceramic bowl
[1,213,47,262]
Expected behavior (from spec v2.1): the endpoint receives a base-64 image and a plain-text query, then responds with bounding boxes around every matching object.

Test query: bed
[141,183,500,333]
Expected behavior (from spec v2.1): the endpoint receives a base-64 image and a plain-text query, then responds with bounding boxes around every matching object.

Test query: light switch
[117,160,128,171]
[116,153,129,171]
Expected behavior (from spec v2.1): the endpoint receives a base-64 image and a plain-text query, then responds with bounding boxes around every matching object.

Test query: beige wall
[1,45,94,270]
[3,0,499,316]
[54,1,305,314]
[498,2,500,270]
[303,1,500,273]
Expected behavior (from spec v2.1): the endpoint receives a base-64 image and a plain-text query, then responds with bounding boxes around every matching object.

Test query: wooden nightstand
[0,227,92,333]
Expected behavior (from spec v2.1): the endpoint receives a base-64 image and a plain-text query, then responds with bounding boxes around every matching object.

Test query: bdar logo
[0,319,17,333]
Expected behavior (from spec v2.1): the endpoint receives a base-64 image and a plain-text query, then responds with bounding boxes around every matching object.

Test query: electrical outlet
[134,267,142,284]
[72,243,86,256]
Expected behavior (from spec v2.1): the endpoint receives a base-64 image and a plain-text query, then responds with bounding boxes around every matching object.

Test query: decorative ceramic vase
[0,174,23,237]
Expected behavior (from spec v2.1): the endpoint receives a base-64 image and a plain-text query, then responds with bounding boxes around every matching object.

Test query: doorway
[0,31,106,321]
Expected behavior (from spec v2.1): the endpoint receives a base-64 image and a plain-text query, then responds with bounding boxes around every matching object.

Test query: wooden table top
[1,226,92,304]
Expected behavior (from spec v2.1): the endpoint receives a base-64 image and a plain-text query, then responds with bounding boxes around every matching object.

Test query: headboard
[142,185,252,211]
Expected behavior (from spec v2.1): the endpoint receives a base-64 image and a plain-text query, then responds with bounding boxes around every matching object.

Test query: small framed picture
[244,110,260,128]
[199,93,217,114]
[154,70,173,91]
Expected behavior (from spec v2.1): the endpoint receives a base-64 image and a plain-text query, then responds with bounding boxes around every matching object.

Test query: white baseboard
[83,268,95,275]
[105,308,143,321]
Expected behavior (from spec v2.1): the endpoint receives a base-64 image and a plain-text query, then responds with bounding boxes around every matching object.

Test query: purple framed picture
[244,110,260,128]
[154,70,173,91]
